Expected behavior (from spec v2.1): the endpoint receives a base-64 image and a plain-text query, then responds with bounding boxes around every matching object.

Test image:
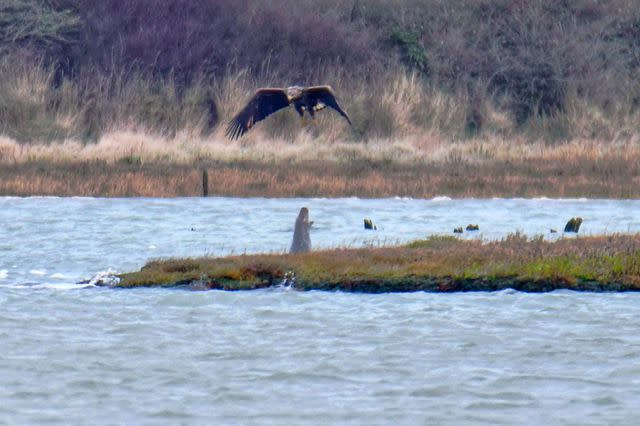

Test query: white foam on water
[27,282,95,290]
[29,269,46,276]
[430,196,452,202]
[0,269,8,280]
[526,197,596,202]
[552,197,590,202]
[19,196,62,200]
[310,196,361,201]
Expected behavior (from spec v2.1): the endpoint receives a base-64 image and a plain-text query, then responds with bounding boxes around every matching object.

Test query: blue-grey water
[2,197,640,424]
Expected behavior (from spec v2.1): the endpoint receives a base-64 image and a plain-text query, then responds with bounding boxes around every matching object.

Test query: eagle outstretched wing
[306,86,352,125]
[225,88,290,139]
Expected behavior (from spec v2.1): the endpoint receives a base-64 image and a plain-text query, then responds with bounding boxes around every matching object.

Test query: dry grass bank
[0,139,640,198]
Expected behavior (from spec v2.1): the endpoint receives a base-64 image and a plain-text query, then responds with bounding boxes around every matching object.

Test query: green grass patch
[117,234,640,292]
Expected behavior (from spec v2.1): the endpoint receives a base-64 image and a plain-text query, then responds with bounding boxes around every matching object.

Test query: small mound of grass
[405,235,462,249]
[117,234,640,293]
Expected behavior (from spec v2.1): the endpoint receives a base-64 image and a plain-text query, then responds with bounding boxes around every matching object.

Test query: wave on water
[0,269,7,280]
[50,273,74,280]
[8,196,64,200]
[430,196,452,202]
[271,271,296,291]
[309,196,362,202]
[533,197,590,202]
[29,269,46,276]
[18,282,95,290]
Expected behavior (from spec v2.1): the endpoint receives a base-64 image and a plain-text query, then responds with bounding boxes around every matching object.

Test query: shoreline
[110,276,638,294]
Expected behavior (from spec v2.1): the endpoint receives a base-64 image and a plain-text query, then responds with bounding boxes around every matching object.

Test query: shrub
[390,27,429,74]
[71,0,382,83]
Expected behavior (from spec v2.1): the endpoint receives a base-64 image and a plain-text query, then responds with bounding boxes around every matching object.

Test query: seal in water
[290,207,313,254]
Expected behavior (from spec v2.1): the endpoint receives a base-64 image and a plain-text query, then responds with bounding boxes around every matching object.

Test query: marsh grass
[1,55,640,197]
[3,51,640,147]
[2,136,640,197]
[118,233,640,291]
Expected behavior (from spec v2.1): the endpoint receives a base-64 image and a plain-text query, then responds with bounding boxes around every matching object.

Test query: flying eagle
[225,85,352,139]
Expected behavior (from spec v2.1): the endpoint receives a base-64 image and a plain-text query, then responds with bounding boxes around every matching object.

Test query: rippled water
[2,197,640,424]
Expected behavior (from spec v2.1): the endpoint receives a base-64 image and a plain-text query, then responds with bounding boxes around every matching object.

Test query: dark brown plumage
[225,85,351,139]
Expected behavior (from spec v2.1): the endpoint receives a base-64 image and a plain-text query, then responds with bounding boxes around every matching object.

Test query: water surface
[1,197,640,424]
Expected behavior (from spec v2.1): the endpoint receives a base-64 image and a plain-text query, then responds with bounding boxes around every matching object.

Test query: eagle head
[286,86,304,101]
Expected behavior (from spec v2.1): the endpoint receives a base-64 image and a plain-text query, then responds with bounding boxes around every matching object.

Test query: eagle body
[286,86,326,118]
[226,85,351,139]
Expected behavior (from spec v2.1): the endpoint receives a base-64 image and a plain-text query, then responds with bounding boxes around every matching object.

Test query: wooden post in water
[202,169,209,197]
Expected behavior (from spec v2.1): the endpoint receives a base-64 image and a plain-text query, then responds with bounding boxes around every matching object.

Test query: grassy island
[117,234,640,293]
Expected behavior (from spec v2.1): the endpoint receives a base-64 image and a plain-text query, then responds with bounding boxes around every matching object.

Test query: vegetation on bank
[116,234,640,292]
[2,150,640,198]
[1,1,638,198]
[0,0,639,146]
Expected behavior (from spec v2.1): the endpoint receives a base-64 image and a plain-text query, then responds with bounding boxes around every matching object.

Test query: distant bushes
[0,0,639,142]
[71,0,383,83]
